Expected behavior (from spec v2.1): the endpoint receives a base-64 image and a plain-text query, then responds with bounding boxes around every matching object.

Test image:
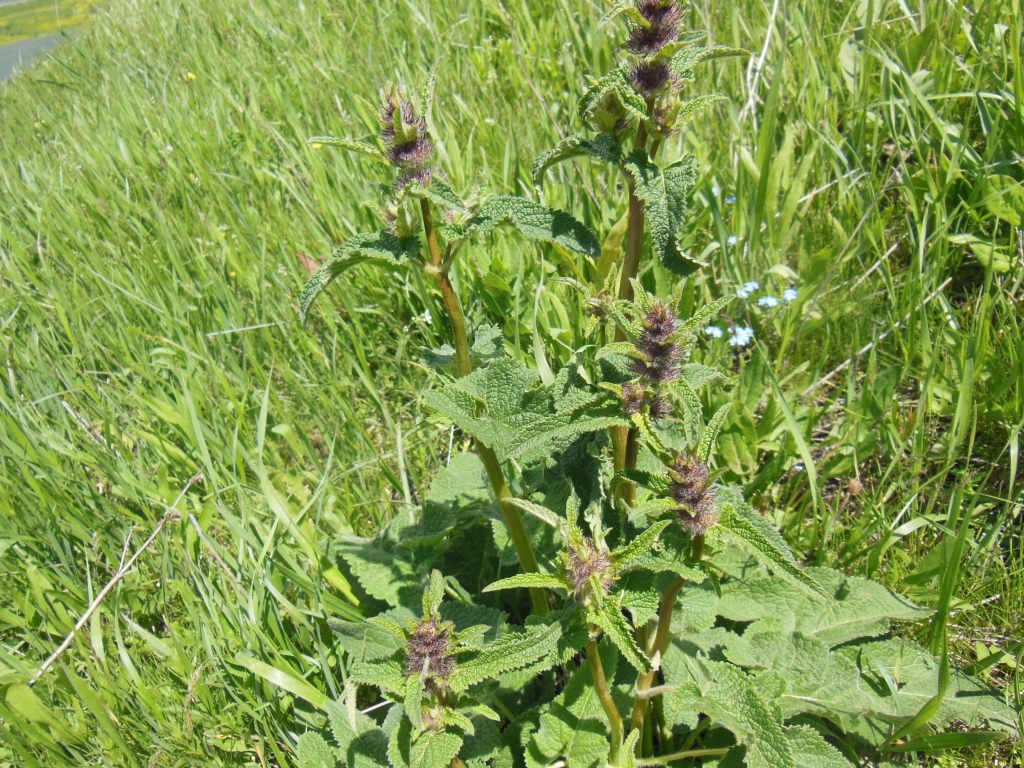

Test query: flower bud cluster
[565,538,616,603]
[403,616,456,692]
[625,1,686,98]
[668,454,718,535]
[379,90,434,190]
[621,302,682,420]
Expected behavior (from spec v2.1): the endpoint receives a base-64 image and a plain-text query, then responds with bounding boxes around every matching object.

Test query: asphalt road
[0,35,60,80]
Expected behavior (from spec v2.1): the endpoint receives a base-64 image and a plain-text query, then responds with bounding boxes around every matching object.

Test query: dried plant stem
[420,199,548,617]
[630,575,686,736]
[588,638,624,765]
[29,472,204,687]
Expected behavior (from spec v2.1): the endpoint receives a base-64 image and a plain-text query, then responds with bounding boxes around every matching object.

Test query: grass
[0,0,99,45]
[0,0,1021,765]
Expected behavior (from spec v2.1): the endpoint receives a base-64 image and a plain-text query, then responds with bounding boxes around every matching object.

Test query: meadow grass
[0,0,99,45]
[0,0,1020,765]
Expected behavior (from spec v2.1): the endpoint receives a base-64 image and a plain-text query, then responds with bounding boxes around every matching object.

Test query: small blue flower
[727,235,739,246]
[728,325,755,348]
[743,281,760,292]
[724,194,736,204]
[736,288,750,299]
[757,295,780,308]
[783,287,798,302]
[705,325,723,338]
[711,184,721,197]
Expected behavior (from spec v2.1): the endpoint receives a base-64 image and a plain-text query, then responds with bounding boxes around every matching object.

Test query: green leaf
[327,699,390,768]
[407,177,467,212]
[296,732,337,768]
[675,94,729,127]
[610,519,672,571]
[881,731,1007,752]
[334,538,420,607]
[712,566,930,646]
[483,572,567,593]
[623,153,699,275]
[714,487,825,598]
[670,45,748,77]
[451,622,562,691]
[621,730,641,768]
[423,570,446,617]
[577,67,649,126]
[785,725,854,768]
[456,195,600,256]
[663,659,796,768]
[389,717,465,768]
[404,675,424,730]
[299,231,420,321]
[672,375,702,447]
[506,497,564,531]
[524,644,617,768]
[588,599,650,673]
[678,296,732,337]
[307,135,388,163]
[349,659,408,698]
[698,403,731,462]
[423,357,628,462]
[331,616,405,662]
[235,654,330,710]
[599,0,650,28]
[532,133,623,184]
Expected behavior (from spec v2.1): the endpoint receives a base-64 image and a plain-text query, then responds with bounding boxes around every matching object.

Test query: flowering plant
[295,3,1019,767]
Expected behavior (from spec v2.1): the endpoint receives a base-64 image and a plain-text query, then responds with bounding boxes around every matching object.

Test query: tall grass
[0,0,1020,764]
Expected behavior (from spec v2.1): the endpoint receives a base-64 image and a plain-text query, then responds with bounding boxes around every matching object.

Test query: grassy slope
[0,0,1020,765]
[0,0,99,45]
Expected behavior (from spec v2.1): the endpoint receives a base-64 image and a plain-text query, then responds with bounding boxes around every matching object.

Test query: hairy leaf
[698,403,731,462]
[300,231,420,321]
[348,659,407,698]
[785,725,854,768]
[307,135,388,163]
[588,599,650,673]
[670,45,748,77]
[451,622,562,690]
[295,732,336,768]
[611,519,672,571]
[327,700,390,768]
[712,566,930,645]
[532,133,623,184]
[714,488,825,598]
[483,572,567,593]
[455,195,600,256]
[623,153,699,274]
[577,67,648,125]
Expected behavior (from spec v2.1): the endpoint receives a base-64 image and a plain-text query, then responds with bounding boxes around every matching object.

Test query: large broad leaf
[524,644,618,768]
[300,230,420,320]
[713,487,825,598]
[451,622,562,691]
[724,628,880,719]
[711,565,930,646]
[622,152,699,275]
[837,638,1020,744]
[785,725,854,768]
[332,538,421,609]
[662,657,796,768]
[423,357,629,463]
[448,195,600,256]
[388,717,464,768]
[327,700,390,768]
[532,133,623,184]
[295,732,337,768]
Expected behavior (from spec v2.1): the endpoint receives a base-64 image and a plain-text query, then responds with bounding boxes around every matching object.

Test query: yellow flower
[311,142,323,150]
[185,72,197,82]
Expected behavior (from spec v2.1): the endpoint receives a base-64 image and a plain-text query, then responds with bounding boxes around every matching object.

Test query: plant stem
[587,638,624,765]
[419,198,548,617]
[421,199,472,378]
[630,575,685,735]
[636,747,730,766]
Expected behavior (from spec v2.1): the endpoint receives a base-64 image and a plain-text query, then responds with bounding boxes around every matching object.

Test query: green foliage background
[0,0,1020,765]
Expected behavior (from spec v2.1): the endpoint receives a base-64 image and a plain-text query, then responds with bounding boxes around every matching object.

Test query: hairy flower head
[627,0,685,56]
[379,90,434,174]
[631,302,682,383]
[630,60,674,95]
[403,616,456,692]
[668,454,719,535]
[565,538,616,602]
